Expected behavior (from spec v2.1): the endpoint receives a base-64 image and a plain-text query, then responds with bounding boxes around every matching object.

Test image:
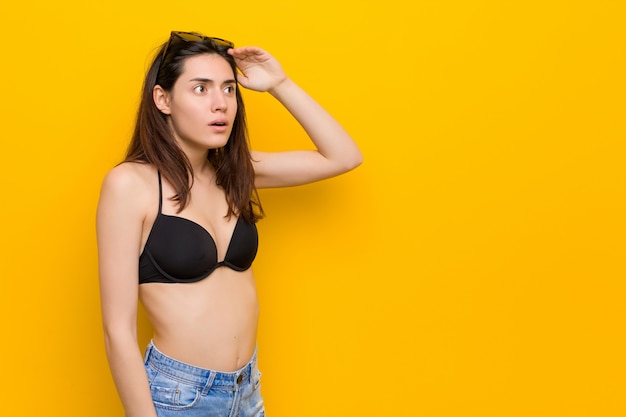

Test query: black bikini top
[139,172,258,284]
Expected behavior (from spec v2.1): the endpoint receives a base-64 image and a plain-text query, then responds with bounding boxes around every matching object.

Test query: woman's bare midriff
[139,268,259,372]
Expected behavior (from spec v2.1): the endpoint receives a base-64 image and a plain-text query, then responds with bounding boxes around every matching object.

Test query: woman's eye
[194,85,206,93]
[224,85,235,94]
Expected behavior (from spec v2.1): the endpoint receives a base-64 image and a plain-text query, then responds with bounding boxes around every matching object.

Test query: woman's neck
[172,138,212,175]
[187,151,211,174]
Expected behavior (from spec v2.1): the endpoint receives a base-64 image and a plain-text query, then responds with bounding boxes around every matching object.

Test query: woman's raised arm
[229,46,363,188]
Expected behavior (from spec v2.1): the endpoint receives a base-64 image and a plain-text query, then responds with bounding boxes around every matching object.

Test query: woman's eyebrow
[188,77,237,84]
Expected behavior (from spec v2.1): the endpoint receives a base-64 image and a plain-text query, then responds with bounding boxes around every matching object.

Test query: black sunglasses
[159,31,234,69]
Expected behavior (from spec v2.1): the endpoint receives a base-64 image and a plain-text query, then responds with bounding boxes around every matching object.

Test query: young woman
[96,31,362,417]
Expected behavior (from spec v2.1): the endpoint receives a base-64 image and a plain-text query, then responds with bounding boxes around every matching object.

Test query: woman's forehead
[179,54,235,81]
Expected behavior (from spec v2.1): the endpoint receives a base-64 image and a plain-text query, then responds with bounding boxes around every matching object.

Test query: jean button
[237,374,243,384]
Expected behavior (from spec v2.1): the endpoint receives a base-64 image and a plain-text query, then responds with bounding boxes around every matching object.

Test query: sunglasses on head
[159,31,234,69]
[168,31,234,49]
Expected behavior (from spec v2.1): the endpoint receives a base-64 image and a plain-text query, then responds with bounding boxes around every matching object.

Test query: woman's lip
[209,124,229,133]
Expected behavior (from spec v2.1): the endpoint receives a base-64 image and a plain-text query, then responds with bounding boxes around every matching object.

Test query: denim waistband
[144,341,257,390]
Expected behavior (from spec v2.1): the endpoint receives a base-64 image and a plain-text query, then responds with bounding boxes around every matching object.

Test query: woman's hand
[228,46,288,93]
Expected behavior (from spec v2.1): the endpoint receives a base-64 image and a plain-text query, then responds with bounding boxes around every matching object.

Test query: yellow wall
[1,0,625,416]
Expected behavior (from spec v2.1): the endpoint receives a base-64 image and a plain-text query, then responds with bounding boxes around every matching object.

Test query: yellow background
[1,0,624,416]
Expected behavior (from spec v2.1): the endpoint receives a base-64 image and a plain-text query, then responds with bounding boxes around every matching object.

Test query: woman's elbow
[353,150,364,169]
[102,322,137,352]
[342,149,363,173]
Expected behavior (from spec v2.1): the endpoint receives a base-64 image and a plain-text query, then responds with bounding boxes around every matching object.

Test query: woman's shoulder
[103,162,156,189]
[100,162,158,206]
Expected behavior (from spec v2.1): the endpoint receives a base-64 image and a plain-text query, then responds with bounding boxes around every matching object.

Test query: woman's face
[163,53,238,153]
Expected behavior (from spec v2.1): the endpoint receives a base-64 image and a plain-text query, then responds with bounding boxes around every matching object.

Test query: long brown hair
[125,34,263,222]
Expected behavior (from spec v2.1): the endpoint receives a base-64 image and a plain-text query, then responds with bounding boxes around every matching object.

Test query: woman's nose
[212,92,227,112]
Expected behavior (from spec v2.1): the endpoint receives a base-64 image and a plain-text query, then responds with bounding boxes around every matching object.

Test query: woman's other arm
[96,164,157,417]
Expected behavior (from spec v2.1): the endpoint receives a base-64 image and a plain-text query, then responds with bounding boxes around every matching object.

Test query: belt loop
[247,354,255,384]
[201,371,216,395]
[143,341,154,363]
[250,348,258,383]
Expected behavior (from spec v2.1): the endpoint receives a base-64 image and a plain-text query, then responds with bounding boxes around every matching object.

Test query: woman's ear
[153,85,171,115]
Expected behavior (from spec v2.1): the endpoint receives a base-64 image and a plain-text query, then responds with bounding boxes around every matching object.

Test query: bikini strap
[157,171,163,214]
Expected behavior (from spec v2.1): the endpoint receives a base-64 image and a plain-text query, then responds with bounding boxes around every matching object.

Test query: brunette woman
[96,31,362,417]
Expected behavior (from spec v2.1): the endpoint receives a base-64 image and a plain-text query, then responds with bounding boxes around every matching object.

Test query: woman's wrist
[268,76,294,98]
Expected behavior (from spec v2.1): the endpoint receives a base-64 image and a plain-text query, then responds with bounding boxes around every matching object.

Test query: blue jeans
[143,341,265,417]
